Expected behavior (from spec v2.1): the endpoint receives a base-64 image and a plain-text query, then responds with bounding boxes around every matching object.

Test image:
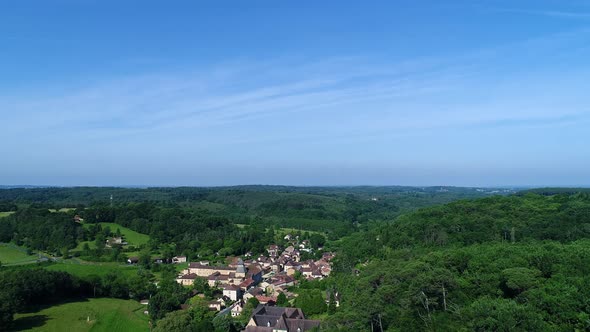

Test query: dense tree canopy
[322,193,590,331]
[0,208,81,251]
[7,187,590,331]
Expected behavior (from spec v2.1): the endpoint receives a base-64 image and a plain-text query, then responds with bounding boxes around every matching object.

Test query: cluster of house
[177,258,263,301]
[262,244,334,282]
[174,244,335,316]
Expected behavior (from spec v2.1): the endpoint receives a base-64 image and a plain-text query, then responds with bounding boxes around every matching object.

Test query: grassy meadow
[12,298,149,332]
[0,243,38,265]
[83,222,150,246]
[0,211,15,218]
[48,208,76,213]
[74,240,98,252]
[45,261,139,278]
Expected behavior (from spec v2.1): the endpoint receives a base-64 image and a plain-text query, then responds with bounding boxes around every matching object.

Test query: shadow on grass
[11,314,50,331]
[18,297,90,314]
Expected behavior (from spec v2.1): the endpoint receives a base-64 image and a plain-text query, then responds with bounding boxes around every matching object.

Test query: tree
[95,233,106,251]
[309,233,326,248]
[276,292,289,306]
[139,249,152,269]
[152,300,215,332]
[188,298,215,331]
[327,291,336,315]
[82,242,91,256]
[128,274,156,300]
[294,289,326,315]
[213,314,239,332]
[110,246,122,262]
[500,267,541,298]
[149,279,189,321]
[238,298,259,325]
[149,292,181,321]
[192,277,212,297]
[464,297,546,331]
[153,310,194,332]
[161,244,175,263]
[247,297,259,308]
[0,292,15,331]
[101,271,129,298]
[87,274,102,297]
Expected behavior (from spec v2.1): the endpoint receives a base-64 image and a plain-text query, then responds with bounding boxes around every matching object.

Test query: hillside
[0,185,507,207]
[0,186,506,235]
[6,186,570,332]
[321,192,590,331]
[82,222,150,247]
[386,193,590,247]
[12,298,148,332]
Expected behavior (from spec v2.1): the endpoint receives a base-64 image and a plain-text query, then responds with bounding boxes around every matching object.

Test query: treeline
[0,186,497,206]
[0,266,158,330]
[0,186,500,236]
[519,187,590,196]
[320,192,590,331]
[0,202,303,261]
[380,193,590,249]
[81,203,277,258]
[0,208,82,251]
[0,269,80,330]
[325,241,590,331]
[0,202,17,212]
[0,204,276,260]
[0,186,516,270]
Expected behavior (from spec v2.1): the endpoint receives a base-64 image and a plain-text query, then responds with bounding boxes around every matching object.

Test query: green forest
[4,187,590,331]
[320,192,590,331]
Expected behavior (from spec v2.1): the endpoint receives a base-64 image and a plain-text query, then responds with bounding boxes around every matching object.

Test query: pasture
[74,240,98,251]
[83,222,150,247]
[45,261,139,278]
[0,243,37,265]
[48,208,76,213]
[13,298,149,332]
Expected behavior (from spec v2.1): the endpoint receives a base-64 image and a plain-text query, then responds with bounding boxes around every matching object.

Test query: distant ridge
[519,187,590,196]
[0,185,54,189]
[0,185,150,189]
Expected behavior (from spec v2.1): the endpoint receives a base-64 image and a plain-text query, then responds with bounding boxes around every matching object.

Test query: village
[172,234,335,325]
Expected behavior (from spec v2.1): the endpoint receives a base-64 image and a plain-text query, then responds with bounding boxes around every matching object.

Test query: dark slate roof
[236,259,246,274]
[247,305,320,331]
[276,316,321,331]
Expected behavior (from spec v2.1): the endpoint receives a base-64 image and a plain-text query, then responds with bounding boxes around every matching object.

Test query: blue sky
[1,0,590,187]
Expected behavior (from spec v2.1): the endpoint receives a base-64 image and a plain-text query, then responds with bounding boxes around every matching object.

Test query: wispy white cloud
[1,27,589,157]
[0,56,465,133]
[499,8,590,19]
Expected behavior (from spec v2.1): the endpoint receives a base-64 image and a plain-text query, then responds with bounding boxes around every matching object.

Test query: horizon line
[2,184,589,189]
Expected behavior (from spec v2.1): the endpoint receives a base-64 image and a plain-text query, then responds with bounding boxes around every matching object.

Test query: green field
[74,240,98,251]
[278,227,322,235]
[235,223,322,235]
[83,223,150,247]
[46,262,139,278]
[48,208,76,213]
[0,211,15,218]
[0,243,38,265]
[13,298,149,332]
